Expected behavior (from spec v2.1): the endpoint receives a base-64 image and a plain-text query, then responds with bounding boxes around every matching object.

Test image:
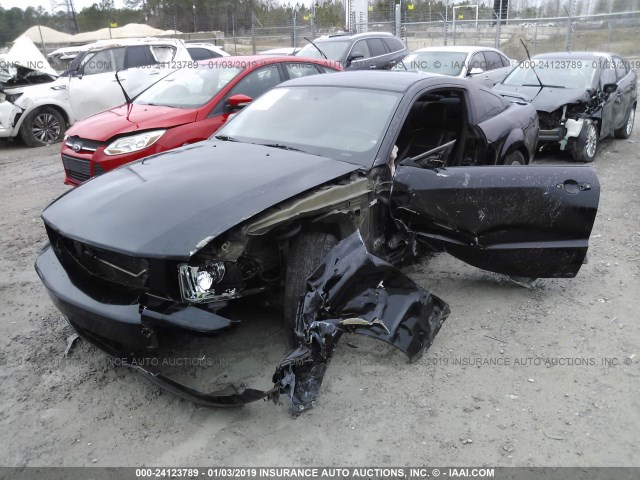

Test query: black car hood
[494,84,591,113]
[43,141,361,260]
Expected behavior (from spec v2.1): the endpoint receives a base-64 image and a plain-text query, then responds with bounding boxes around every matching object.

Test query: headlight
[178,262,226,303]
[103,130,165,156]
[6,92,22,103]
[0,92,23,103]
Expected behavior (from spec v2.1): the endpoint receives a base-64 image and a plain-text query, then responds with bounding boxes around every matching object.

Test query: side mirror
[602,83,618,94]
[468,67,483,75]
[347,54,365,66]
[226,94,252,113]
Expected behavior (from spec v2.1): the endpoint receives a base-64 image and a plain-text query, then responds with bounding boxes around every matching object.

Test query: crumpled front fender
[272,232,450,413]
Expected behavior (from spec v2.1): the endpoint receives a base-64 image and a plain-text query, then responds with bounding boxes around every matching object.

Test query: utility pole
[312,1,317,39]
[193,1,197,33]
[565,0,577,51]
[495,0,502,49]
[251,13,256,54]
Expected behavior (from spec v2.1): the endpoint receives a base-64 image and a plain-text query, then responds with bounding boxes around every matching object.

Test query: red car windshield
[135,64,243,108]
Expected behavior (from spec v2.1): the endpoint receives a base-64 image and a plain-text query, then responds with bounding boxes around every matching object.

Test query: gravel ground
[0,131,638,467]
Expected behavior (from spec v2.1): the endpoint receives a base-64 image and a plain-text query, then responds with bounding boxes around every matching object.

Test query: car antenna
[114,70,132,104]
[519,39,544,90]
[303,37,327,59]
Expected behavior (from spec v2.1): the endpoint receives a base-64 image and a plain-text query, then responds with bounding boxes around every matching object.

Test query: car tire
[614,106,635,139]
[504,150,526,165]
[283,231,338,341]
[19,107,66,148]
[569,122,598,163]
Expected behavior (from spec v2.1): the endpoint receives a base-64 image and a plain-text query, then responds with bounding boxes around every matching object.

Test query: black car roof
[279,71,468,92]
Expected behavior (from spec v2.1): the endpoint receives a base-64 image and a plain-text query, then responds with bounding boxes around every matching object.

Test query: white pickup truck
[0,37,192,147]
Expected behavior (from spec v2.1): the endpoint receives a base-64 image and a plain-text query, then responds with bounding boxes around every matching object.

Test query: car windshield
[134,63,244,108]
[297,40,351,61]
[502,59,597,89]
[395,51,468,76]
[214,86,401,167]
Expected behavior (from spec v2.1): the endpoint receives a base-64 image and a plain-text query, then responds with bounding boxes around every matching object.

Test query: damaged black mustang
[36,72,600,413]
[493,51,637,163]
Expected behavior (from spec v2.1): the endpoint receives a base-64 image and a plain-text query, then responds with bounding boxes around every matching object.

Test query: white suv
[0,37,192,147]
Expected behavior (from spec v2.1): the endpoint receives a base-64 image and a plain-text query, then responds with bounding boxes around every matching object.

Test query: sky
[2,0,126,12]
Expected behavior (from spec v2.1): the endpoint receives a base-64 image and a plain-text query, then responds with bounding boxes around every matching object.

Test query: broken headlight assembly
[178,262,227,303]
[0,92,22,103]
[104,130,165,156]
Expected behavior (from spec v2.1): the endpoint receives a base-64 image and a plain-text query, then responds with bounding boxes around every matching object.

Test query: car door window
[383,37,405,53]
[469,52,485,72]
[483,51,502,71]
[82,47,125,75]
[499,53,511,67]
[350,40,370,59]
[284,63,321,79]
[394,89,466,166]
[124,46,157,69]
[367,38,387,57]
[227,65,283,100]
[150,46,176,63]
[188,47,220,60]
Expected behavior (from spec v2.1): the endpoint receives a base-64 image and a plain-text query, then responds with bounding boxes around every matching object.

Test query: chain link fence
[2,4,640,62]
[354,4,640,62]
[173,7,640,60]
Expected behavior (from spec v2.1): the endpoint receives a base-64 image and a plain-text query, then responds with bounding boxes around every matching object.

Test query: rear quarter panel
[479,102,538,164]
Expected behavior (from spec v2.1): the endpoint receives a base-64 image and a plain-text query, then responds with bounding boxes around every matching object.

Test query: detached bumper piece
[36,233,450,414]
[126,363,274,407]
[272,232,450,413]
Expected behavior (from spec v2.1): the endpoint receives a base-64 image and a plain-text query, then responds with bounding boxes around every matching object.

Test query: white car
[395,46,516,88]
[185,43,229,60]
[1,37,192,147]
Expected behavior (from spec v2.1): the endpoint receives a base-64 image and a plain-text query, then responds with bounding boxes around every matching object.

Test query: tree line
[0,0,346,47]
[2,0,638,48]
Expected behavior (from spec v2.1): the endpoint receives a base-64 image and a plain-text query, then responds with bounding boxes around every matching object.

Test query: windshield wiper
[214,135,239,142]
[522,84,565,88]
[259,143,303,152]
[115,70,131,104]
[519,39,545,90]
[303,37,327,59]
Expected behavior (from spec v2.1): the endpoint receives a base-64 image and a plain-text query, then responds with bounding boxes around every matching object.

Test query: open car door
[391,157,600,278]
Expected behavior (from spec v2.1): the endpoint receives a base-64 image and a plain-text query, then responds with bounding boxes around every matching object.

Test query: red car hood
[67,104,199,142]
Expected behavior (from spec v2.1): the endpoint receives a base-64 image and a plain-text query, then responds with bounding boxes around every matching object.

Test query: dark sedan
[493,52,637,162]
[36,72,599,413]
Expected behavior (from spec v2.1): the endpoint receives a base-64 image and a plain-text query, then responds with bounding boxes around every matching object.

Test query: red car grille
[62,154,90,183]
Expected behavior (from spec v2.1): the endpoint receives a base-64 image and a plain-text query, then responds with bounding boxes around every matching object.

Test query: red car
[60,56,342,185]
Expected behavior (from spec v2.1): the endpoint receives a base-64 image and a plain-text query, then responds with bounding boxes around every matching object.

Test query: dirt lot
[0,131,638,467]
